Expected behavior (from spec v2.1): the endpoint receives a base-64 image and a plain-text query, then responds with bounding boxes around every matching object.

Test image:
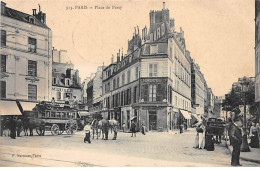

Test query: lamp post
[239,76,250,152]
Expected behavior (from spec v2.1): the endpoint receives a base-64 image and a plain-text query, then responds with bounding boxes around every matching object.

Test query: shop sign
[52,87,72,93]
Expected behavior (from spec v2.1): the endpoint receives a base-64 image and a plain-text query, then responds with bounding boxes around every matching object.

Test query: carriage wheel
[65,120,78,135]
[51,124,60,136]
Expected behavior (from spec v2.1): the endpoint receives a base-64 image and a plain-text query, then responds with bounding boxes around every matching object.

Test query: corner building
[0,2,52,114]
[102,4,192,131]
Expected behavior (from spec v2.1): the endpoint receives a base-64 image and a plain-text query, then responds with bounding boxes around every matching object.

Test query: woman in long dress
[249,123,259,148]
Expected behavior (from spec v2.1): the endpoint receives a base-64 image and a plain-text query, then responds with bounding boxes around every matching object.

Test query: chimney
[163,2,165,10]
[38,4,41,12]
[111,55,114,64]
[32,9,37,15]
[42,13,46,24]
[1,2,6,14]
[117,53,120,63]
[170,19,175,29]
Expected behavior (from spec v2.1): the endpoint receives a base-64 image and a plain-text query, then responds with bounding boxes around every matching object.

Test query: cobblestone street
[0,128,259,167]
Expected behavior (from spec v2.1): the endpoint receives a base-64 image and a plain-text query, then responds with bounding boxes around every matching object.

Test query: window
[133,86,137,103]
[157,27,160,39]
[149,63,158,77]
[150,45,158,54]
[53,77,57,85]
[113,79,116,90]
[1,30,6,46]
[1,55,6,72]
[28,84,37,100]
[170,47,172,58]
[57,91,61,100]
[135,67,139,80]
[28,37,37,53]
[0,81,6,98]
[28,60,37,76]
[117,77,119,88]
[149,84,157,101]
[175,96,177,106]
[122,73,125,85]
[127,70,131,83]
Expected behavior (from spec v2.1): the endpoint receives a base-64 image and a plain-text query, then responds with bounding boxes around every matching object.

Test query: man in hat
[229,114,243,166]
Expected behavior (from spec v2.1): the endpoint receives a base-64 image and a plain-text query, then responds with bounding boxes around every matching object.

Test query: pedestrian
[101,118,109,140]
[16,118,23,137]
[141,121,146,135]
[197,124,205,149]
[229,115,243,166]
[193,123,201,149]
[249,122,259,148]
[84,123,92,144]
[112,124,118,140]
[9,116,16,139]
[122,123,126,132]
[51,97,56,106]
[130,120,136,137]
[180,124,184,134]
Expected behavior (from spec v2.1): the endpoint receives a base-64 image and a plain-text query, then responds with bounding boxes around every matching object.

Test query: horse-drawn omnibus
[23,101,81,136]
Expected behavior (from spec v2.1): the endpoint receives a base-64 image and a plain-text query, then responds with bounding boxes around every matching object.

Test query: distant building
[87,66,104,119]
[0,2,52,114]
[255,0,260,122]
[191,61,205,117]
[51,48,82,103]
[81,77,91,104]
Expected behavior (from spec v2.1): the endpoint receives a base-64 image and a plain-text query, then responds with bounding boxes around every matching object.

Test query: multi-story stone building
[51,49,82,103]
[206,88,216,118]
[191,61,205,117]
[0,2,52,114]
[101,3,192,131]
[255,0,260,122]
[87,66,104,119]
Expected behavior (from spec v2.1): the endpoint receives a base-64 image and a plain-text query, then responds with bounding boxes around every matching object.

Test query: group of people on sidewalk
[1,116,27,139]
[83,119,147,144]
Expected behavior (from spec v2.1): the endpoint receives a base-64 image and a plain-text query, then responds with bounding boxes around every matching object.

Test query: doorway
[149,111,157,130]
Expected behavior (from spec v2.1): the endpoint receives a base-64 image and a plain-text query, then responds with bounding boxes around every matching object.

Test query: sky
[3,0,255,97]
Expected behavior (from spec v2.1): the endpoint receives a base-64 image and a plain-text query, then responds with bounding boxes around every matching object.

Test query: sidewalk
[225,141,260,164]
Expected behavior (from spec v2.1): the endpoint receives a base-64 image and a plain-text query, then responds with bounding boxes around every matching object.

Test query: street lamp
[238,76,250,152]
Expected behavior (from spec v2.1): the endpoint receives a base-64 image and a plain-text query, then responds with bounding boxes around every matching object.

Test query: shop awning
[78,111,90,117]
[0,100,22,116]
[20,102,37,111]
[180,110,192,120]
[192,114,202,123]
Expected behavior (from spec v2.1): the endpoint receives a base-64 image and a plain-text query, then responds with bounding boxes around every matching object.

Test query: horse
[91,119,103,139]
[22,116,30,136]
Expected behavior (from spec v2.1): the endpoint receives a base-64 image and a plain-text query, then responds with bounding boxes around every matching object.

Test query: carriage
[206,118,226,136]
[28,101,80,136]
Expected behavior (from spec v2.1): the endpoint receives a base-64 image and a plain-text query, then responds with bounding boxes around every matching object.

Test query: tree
[222,79,255,114]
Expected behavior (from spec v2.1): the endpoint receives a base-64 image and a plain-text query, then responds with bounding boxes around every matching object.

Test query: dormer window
[29,17,35,24]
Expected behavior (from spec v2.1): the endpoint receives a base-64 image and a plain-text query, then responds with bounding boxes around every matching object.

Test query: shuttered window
[143,84,149,101]
[149,63,158,77]
[1,55,6,72]
[28,60,37,76]
[28,84,37,101]
[0,81,6,99]
[1,30,6,46]
[149,85,156,102]
[28,37,37,53]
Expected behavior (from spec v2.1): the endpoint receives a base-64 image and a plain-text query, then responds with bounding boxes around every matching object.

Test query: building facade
[0,2,52,113]
[51,49,82,103]
[255,0,260,122]
[87,66,104,118]
[191,61,205,117]
[101,4,192,131]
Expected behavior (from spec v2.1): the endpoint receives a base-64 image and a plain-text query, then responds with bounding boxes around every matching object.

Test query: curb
[225,142,260,164]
